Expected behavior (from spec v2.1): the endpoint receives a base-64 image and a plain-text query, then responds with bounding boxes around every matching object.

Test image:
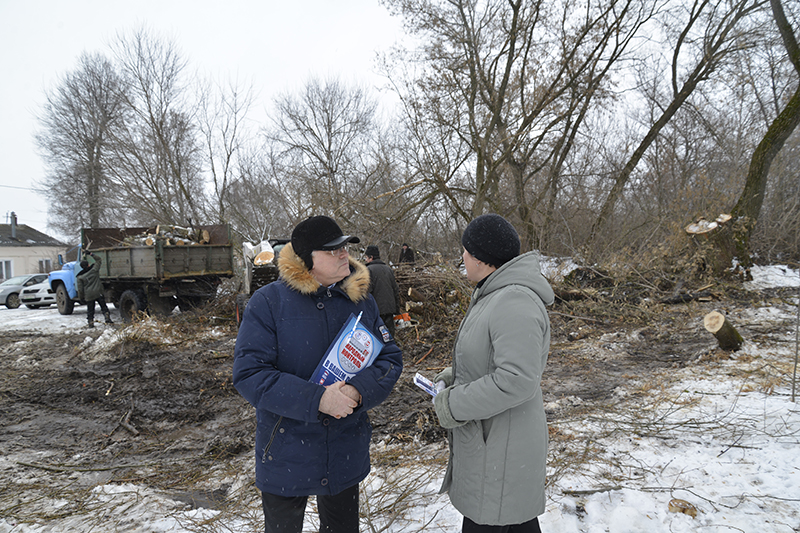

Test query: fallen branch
[413,347,435,366]
[562,485,622,496]
[120,410,139,436]
[16,461,151,473]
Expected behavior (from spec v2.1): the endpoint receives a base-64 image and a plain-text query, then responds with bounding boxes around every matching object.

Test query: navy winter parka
[233,243,403,497]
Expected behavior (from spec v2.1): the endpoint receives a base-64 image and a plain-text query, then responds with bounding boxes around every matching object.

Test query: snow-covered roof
[0,223,66,247]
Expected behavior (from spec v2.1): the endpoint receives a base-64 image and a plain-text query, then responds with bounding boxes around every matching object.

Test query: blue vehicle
[48,252,83,315]
[49,225,234,321]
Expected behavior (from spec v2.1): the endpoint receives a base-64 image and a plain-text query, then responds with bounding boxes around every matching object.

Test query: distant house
[0,212,67,281]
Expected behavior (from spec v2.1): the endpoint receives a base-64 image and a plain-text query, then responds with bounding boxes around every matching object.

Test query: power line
[0,184,47,192]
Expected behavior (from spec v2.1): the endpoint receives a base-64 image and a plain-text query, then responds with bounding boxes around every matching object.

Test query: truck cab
[48,247,91,315]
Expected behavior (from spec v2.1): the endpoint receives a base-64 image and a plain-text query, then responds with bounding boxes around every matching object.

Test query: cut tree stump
[703,311,744,351]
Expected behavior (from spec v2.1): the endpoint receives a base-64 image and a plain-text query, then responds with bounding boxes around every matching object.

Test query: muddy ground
[0,277,791,518]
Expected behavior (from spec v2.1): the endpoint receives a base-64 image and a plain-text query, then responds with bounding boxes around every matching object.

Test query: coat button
[320,478,328,486]
[279,428,285,433]
[317,302,324,310]
[323,418,330,426]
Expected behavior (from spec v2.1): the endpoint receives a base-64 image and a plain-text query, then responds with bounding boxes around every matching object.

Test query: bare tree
[267,77,380,227]
[720,0,800,272]
[105,27,205,226]
[588,0,765,246]
[35,53,125,237]
[385,0,656,251]
[197,76,256,224]
[224,139,297,244]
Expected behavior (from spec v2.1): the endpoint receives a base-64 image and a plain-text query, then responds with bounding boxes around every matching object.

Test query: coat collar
[278,242,371,302]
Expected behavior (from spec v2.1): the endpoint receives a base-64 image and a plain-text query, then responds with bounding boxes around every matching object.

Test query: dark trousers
[462,516,542,533]
[87,295,110,322]
[380,313,396,337]
[261,483,359,533]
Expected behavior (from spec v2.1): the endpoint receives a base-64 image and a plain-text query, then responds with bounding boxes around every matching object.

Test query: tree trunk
[714,0,800,274]
[704,311,744,351]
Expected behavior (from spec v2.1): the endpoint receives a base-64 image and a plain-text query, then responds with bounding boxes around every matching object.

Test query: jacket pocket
[376,363,395,382]
[261,416,283,463]
[452,420,486,486]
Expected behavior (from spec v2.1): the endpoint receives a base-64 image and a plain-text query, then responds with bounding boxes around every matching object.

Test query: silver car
[0,274,49,309]
[20,280,57,308]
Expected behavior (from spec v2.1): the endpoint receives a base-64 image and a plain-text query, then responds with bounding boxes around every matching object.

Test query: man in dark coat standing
[364,245,401,337]
[76,251,112,328]
[398,243,415,264]
[233,216,403,533]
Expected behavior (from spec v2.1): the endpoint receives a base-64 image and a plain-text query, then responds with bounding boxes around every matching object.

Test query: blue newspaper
[309,312,384,386]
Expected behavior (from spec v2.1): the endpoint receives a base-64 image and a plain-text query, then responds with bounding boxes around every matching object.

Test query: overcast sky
[0,0,404,237]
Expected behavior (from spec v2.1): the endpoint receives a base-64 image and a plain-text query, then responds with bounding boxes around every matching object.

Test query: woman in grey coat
[433,214,554,533]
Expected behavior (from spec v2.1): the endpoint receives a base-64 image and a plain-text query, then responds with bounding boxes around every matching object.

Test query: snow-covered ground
[1,265,799,532]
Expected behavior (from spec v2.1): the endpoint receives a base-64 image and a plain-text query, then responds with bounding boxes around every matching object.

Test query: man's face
[310,246,351,286]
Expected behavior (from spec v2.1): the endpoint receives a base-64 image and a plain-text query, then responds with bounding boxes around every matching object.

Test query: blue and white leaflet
[309,312,384,386]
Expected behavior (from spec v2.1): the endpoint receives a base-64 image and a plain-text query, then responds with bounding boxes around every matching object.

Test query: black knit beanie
[461,214,520,267]
[291,215,360,270]
[365,245,380,259]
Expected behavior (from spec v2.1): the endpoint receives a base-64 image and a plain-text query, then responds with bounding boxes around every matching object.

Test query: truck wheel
[56,285,74,315]
[119,289,147,322]
[5,293,20,309]
[235,294,250,328]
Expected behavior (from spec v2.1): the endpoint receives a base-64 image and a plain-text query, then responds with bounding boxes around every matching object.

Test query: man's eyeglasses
[322,245,349,257]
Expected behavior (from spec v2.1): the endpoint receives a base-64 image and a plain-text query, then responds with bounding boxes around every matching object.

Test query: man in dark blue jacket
[233,215,403,533]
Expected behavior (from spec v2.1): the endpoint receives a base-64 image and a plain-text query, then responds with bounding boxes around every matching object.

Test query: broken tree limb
[704,311,744,351]
[660,291,713,304]
[407,287,426,302]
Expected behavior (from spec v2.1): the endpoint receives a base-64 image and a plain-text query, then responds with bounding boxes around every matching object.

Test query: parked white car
[20,280,57,308]
[0,274,49,309]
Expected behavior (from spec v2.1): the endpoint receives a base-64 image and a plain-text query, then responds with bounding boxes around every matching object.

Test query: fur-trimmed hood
[278,242,371,302]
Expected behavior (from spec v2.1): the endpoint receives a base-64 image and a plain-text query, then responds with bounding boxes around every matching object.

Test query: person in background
[76,251,112,328]
[233,215,403,533]
[398,243,415,264]
[364,245,401,338]
[433,214,554,533]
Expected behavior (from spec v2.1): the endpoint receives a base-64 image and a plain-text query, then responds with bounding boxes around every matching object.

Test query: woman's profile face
[462,248,495,282]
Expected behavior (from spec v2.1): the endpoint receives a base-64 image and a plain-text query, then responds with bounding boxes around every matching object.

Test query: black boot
[104,312,113,324]
[87,320,94,329]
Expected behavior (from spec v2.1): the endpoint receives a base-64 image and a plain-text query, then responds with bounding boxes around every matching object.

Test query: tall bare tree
[106,27,205,226]
[385,0,656,250]
[35,53,125,237]
[588,0,765,246]
[720,0,800,271]
[267,77,380,227]
[198,76,255,224]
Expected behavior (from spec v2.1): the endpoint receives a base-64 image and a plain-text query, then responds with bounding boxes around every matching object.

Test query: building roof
[0,224,67,247]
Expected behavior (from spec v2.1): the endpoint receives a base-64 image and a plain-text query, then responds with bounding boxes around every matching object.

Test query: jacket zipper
[261,416,283,463]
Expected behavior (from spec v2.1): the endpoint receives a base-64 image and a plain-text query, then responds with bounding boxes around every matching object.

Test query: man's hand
[319,381,359,419]
[341,383,362,405]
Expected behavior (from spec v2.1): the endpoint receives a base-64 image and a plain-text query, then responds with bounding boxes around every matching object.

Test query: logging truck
[48,224,234,322]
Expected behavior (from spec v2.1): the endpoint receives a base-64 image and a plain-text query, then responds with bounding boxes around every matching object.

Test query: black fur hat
[461,214,520,267]
[291,215,360,270]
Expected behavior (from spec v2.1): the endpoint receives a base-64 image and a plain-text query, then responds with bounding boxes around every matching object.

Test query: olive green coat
[435,251,554,525]
[76,256,104,302]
